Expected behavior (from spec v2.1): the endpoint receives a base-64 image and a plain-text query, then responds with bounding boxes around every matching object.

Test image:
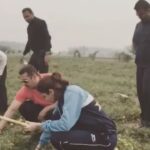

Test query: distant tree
[74,50,81,58]
[126,45,135,55]
[18,50,22,53]
[115,52,132,62]
[0,45,10,53]
[89,51,99,60]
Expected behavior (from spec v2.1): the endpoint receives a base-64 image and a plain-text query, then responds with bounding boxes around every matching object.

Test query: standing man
[133,0,150,127]
[22,8,52,73]
[0,50,7,114]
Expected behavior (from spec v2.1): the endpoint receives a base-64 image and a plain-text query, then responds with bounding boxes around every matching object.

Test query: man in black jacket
[22,8,52,73]
[133,0,150,127]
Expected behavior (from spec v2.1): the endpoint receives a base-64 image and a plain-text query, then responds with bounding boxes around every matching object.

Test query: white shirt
[0,50,7,76]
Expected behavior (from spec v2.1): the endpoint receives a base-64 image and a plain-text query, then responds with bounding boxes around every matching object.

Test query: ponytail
[37,72,69,100]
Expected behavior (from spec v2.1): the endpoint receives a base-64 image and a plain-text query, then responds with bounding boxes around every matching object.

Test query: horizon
[0,0,146,52]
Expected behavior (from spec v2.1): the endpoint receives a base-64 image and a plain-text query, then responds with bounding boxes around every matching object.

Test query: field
[0,56,150,150]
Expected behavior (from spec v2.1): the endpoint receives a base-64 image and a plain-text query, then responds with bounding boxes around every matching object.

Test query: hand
[20,56,28,65]
[24,122,41,132]
[0,125,5,134]
[38,102,57,121]
[0,120,7,133]
[44,54,50,65]
[35,144,42,150]
[0,129,3,134]
[38,109,47,121]
[20,56,25,63]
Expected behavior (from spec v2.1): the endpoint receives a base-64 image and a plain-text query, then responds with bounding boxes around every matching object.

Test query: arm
[39,91,84,145]
[0,100,23,131]
[23,41,30,56]
[25,90,84,146]
[42,102,57,113]
[132,24,139,52]
[23,28,31,56]
[40,21,52,53]
[38,102,58,121]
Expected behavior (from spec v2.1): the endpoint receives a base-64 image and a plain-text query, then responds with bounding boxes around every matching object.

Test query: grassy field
[0,56,150,150]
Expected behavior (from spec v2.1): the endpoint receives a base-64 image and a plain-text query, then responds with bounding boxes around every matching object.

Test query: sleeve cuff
[42,120,52,132]
[39,130,52,145]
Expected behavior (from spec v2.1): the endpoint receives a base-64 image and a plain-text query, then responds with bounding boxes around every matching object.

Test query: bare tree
[74,50,81,58]
[89,51,99,60]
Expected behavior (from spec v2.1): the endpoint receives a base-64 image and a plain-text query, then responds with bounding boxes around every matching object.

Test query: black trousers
[29,52,48,73]
[19,101,52,122]
[51,130,117,150]
[0,66,8,113]
[136,66,150,121]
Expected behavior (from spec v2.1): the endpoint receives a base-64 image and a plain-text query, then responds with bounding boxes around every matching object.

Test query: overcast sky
[0,0,146,52]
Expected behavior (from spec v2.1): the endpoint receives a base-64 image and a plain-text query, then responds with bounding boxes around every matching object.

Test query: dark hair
[134,0,150,10]
[37,72,69,101]
[19,64,39,77]
[22,8,33,14]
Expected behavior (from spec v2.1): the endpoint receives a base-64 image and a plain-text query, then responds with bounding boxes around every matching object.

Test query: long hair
[37,72,69,101]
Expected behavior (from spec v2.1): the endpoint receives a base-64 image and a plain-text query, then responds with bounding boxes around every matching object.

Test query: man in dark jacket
[22,8,52,73]
[133,0,150,127]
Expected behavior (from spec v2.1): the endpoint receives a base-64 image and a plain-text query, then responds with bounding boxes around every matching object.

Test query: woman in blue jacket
[25,72,117,150]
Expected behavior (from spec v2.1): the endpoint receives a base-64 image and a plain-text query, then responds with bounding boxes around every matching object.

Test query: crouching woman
[25,72,117,150]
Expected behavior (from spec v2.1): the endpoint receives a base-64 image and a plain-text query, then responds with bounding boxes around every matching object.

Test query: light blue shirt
[39,85,94,145]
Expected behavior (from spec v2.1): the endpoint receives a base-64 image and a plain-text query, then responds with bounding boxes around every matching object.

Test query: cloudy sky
[0,0,145,52]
